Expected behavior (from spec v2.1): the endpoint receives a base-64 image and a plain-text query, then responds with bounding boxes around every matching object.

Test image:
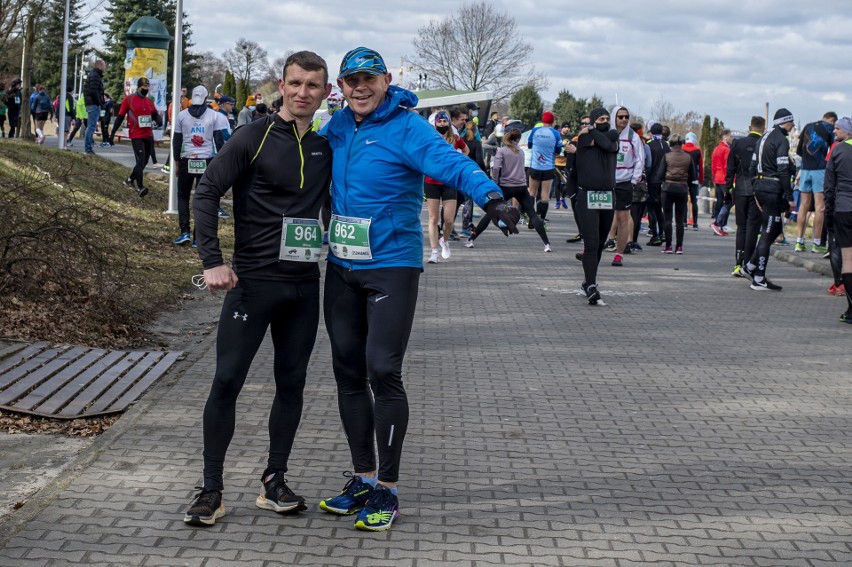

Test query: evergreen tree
[222,70,236,98]
[32,0,91,96]
[236,78,248,111]
[100,0,199,101]
[550,89,585,129]
[699,115,714,183]
[508,84,542,130]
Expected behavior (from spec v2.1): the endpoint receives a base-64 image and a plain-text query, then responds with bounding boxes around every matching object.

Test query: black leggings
[202,277,319,491]
[0,115,5,136]
[177,159,210,234]
[749,191,786,280]
[324,263,420,484]
[473,185,548,245]
[829,229,842,286]
[67,119,86,142]
[631,201,646,243]
[647,184,664,238]
[663,190,688,247]
[7,113,19,138]
[576,189,614,285]
[734,193,761,266]
[131,137,155,189]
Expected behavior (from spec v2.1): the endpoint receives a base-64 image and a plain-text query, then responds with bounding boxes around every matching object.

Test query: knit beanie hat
[246,95,256,107]
[836,117,852,136]
[685,132,698,144]
[649,122,663,135]
[773,108,794,126]
[541,111,555,124]
[589,107,609,123]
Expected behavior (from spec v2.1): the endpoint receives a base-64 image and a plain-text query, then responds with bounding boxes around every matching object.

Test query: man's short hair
[720,128,731,138]
[824,111,838,121]
[750,116,766,130]
[282,51,328,84]
[450,107,465,121]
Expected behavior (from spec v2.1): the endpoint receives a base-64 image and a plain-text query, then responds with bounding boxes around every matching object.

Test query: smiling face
[278,64,330,122]
[337,72,392,121]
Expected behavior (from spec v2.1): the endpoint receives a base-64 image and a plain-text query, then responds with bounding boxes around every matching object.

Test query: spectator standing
[4,79,22,138]
[82,60,106,155]
[682,132,704,229]
[795,111,837,253]
[710,129,733,235]
[824,116,852,321]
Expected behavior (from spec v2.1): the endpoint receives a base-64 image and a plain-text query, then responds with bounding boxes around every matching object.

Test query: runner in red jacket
[710,129,733,235]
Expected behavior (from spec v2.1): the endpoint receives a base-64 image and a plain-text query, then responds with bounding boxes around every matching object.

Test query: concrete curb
[771,248,832,277]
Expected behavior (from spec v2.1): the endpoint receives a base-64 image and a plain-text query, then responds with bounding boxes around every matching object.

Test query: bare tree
[195,50,228,94]
[0,0,27,51]
[410,1,547,101]
[649,96,704,137]
[223,38,268,89]
[262,53,294,84]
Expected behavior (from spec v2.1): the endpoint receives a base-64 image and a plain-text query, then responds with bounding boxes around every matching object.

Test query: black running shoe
[255,473,307,514]
[566,234,583,243]
[137,186,149,198]
[184,488,225,527]
[575,251,584,261]
[646,237,663,246]
[123,178,136,189]
[840,311,852,324]
[586,284,601,305]
[750,278,782,291]
[740,265,755,283]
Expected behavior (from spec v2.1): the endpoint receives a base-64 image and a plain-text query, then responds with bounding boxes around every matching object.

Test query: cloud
[87,0,852,127]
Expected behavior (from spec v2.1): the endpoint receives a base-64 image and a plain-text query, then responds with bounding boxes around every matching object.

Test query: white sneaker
[439,237,451,259]
[464,240,474,248]
[544,244,552,253]
[427,250,439,264]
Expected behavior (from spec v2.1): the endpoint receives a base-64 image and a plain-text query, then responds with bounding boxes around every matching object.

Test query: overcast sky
[89,0,851,129]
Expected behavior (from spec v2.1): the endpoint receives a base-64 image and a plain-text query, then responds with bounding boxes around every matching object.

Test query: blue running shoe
[173,232,191,245]
[354,485,399,531]
[319,473,374,515]
[217,207,230,219]
[191,240,198,249]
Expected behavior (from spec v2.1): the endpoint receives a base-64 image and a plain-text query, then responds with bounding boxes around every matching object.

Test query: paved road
[0,208,850,566]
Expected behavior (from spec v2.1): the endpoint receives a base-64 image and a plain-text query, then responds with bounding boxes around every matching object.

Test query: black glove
[484,199,520,236]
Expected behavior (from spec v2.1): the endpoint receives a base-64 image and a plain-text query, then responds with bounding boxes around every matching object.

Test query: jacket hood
[188,104,208,119]
[609,105,625,132]
[682,142,699,151]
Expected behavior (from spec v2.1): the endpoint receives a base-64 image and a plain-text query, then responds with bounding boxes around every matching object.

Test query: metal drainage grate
[0,342,184,419]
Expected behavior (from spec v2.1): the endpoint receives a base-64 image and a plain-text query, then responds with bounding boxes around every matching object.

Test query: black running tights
[130,137,154,188]
[663,191,688,248]
[576,189,614,285]
[323,263,420,484]
[202,278,319,491]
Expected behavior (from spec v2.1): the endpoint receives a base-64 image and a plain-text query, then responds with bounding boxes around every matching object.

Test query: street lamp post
[166,0,183,215]
[57,0,71,149]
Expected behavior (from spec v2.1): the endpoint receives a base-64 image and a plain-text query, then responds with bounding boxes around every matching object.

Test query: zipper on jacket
[292,123,306,189]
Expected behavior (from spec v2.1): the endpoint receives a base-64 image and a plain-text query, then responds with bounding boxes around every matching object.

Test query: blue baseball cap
[217,95,235,105]
[339,47,388,78]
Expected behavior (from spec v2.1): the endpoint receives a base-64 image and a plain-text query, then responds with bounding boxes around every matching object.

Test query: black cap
[466,102,478,110]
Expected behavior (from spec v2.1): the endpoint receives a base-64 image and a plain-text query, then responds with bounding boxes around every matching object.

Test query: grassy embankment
[0,141,232,348]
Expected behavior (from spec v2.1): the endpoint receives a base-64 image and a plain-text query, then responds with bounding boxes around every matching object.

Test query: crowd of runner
[2,46,850,534]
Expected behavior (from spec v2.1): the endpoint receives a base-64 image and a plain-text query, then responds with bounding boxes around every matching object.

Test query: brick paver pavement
[1,209,850,566]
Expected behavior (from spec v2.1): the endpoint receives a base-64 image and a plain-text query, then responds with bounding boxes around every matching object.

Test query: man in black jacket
[742,108,796,291]
[573,107,619,304]
[183,51,333,528]
[4,79,22,138]
[726,116,765,277]
[82,60,106,154]
[824,116,852,322]
[645,122,670,245]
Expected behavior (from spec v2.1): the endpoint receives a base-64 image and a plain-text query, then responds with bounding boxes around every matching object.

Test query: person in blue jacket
[318,46,519,532]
